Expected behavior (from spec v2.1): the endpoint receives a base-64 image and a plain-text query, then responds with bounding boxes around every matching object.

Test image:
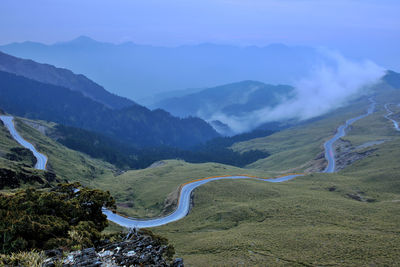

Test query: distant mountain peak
[57,36,101,46]
[382,70,400,89]
[71,35,96,43]
[0,38,321,100]
[229,80,266,86]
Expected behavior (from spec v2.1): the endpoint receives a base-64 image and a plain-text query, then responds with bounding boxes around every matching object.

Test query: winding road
[0,98,390,228]
[323,98,376,173]
[0,115,48,170]
[102,174,302,228]
[384,104,400,131]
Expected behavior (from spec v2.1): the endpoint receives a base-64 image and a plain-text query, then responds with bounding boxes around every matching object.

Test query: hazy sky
[1,0,399,68]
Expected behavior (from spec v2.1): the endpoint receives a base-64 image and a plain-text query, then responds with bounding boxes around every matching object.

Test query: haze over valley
[1,38,388,135]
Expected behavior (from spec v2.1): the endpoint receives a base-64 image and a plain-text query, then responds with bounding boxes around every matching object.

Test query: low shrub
[0,183,115,254]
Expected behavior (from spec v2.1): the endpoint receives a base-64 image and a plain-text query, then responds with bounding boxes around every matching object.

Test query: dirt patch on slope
[280,138,385,174]
[20,119,50,135]
[161,186,181,216]
[278,149,327,174]
[333,139,380,171]
[147,160,166,169]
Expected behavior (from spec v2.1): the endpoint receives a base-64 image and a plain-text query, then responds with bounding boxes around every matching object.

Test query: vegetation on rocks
[0,166,52,189]
[5,147,37,168]
[0,229,183,267]
[0,250,46,267]
[0,183,115,254]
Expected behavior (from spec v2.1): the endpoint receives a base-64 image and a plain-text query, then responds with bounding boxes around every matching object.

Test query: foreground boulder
[43,229,184,267]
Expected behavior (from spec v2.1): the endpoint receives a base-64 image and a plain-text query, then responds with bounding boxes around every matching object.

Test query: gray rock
[43,230,183,266]
[173,258,184,267]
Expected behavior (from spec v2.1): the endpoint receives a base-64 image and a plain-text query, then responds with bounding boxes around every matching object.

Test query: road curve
[0,115,47,170]
[384,104,400,131]
[103,174,302,228]
[323,98,376,173]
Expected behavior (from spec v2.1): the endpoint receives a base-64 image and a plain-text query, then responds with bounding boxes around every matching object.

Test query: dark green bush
[0,183,115,253]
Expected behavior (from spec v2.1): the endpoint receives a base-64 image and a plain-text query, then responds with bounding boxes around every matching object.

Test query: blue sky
[1,0,399,69]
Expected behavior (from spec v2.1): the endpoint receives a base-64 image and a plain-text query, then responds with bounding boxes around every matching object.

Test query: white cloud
[211,49,385,134]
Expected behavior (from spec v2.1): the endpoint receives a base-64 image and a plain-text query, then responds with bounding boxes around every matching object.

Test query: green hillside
[231,97,370,172]
[154,153,400,266]
[89,160,275,218]
[1,80,400,266]
[150,87,400,265]
[0,116,116,188]
[94,84,400,265]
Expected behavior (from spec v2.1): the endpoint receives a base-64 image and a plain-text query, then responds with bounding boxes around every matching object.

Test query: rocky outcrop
[334,139,379,171]
[303,151,327,173]
[147,161,166,169]
[5,147,37,167]
[21,119,50,135]
[346,192,376,203]
[43,229,184,267]
[162,186,180,216]
[0,167,44,189]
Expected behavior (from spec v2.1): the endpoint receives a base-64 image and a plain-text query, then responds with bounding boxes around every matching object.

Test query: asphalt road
[384,104,400,131]
[0,115,47,170]
[103,174,302,228]
[323,98,376,173]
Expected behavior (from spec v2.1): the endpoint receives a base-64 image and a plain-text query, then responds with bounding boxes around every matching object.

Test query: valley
[153,97,400,266]
[1,78,400,265]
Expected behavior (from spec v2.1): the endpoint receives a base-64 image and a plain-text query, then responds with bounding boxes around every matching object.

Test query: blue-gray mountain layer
[0,36,320,100]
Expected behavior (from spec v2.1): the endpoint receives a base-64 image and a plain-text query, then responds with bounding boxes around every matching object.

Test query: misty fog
[209,50,385,134]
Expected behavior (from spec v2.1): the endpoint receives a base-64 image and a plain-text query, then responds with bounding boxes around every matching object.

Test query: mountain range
[0,51,134,109]
[0,52,219,148]
[0,36,323,100]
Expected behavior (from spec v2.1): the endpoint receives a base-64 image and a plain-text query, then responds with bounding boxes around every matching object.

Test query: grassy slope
[155,168,400,266]
[148,89,400,266]
[343,87,400,147]
[0,119,35,167]
[231,97,371,172]
[154,132,400,265]
[0,118,51,189]
[87,96,382,219]
[0,120,20,156]
[90,160,276,218]
[0,116,115,184]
